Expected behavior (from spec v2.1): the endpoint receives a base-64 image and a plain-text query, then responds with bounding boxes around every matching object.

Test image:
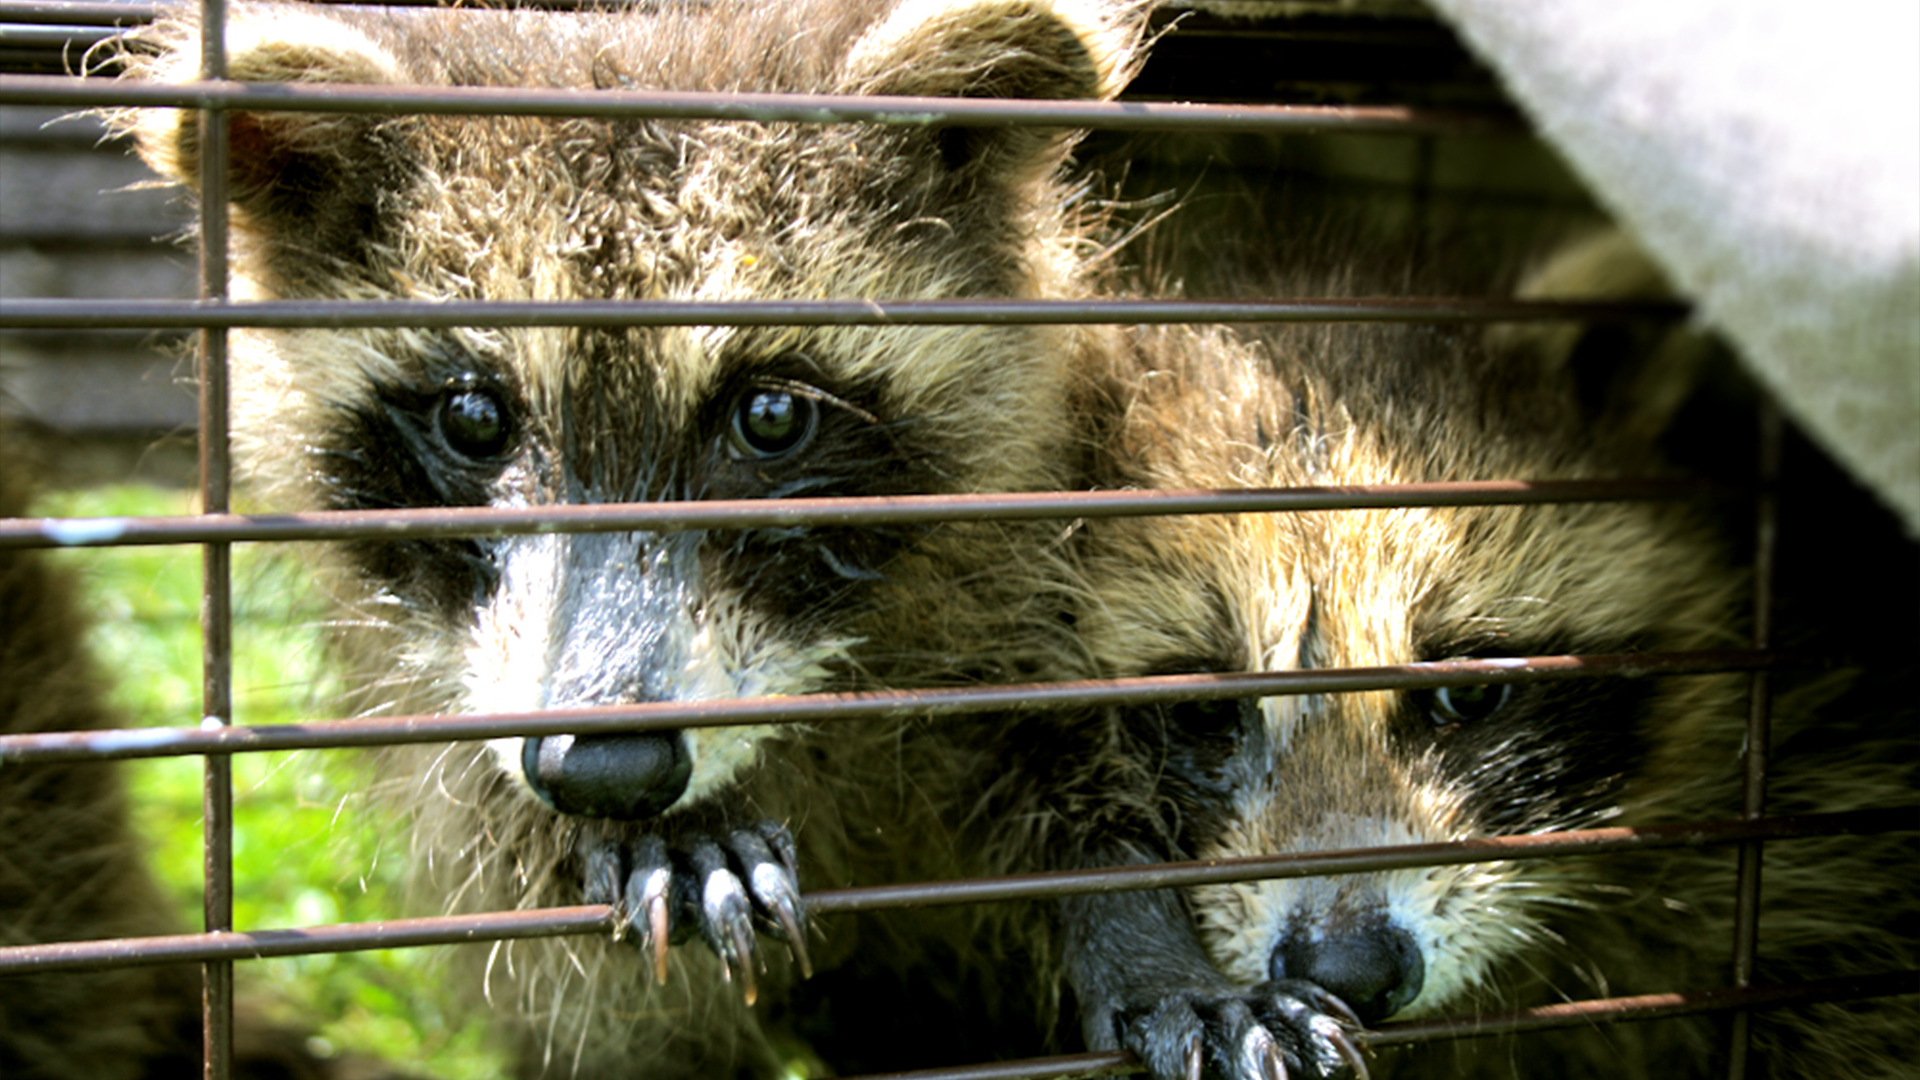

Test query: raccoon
[988,230,1919,1077]
[0,438,418,1080]
[115,0,1150,1074]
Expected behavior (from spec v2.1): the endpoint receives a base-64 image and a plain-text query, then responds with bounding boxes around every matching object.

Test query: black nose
[1270,921,1424,1025]
[522,732,691,820]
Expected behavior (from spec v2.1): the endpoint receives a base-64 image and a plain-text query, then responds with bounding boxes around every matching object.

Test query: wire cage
[1,1,1915,1078]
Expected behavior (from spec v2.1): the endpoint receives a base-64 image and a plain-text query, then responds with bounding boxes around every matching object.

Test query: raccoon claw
[1113,984,1363,1080]
[731,826,812,977]
[1247,1027,1287,1080]
[1327,1027,1368,1080]
[1269,977,1365,1031]
[1256,980,1369,1080]
[588,821,808,999]
[1264,984,1368,1080]
[687,837,760,1003]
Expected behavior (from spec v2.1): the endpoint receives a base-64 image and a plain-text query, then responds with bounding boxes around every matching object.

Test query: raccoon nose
[1270,922,1425,1026]
[522,733,691,820]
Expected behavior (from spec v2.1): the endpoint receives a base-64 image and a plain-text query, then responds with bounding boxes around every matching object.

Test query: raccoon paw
[581,820,810,1004]
[1103,980,1368,1080]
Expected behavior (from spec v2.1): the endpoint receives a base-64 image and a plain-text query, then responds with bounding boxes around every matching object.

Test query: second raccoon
[984,236,1918,1078]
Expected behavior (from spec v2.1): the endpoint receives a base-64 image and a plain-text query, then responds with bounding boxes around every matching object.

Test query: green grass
[35,484,511,1079]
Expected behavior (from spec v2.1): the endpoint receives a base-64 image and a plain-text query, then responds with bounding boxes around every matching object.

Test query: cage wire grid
[0,1,1916,1078]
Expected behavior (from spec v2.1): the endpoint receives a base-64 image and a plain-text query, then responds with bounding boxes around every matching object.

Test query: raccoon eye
[729,386,818,460]
[1169,696,1253,743]
[437,387,512,460]
[1430,683,1512,727]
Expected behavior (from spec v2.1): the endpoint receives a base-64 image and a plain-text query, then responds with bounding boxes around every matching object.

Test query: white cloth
[1426,0,1920,533]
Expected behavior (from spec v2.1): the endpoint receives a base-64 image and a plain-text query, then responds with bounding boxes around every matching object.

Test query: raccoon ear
[839,0,1143,174]
[120,10,416,288]
[1500,230,1727,447]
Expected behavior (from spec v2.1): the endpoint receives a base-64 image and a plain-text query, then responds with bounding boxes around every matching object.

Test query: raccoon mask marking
[118,0,1149,1074]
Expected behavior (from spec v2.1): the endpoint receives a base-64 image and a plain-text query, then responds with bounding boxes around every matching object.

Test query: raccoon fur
[114,0,1153,1074]
[0,440,420,1080]
[960,228,1918,1078]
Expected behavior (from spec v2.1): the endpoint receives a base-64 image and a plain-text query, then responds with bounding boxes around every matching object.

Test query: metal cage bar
[1724,400,1786,1075]
[5,809,1913,972]
[0,70,1526,133]
[0,651,1803,764]
[191,0,233,1076]
[0,479,1733,551]
[0,295,1689,330]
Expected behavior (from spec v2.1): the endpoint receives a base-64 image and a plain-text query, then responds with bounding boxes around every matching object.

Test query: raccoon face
[1187,658,1665,1024]
[329,327,952,814]
[1083,332,1741,1023]
[1132,502,1736,1023]
[124,0,1146,820]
